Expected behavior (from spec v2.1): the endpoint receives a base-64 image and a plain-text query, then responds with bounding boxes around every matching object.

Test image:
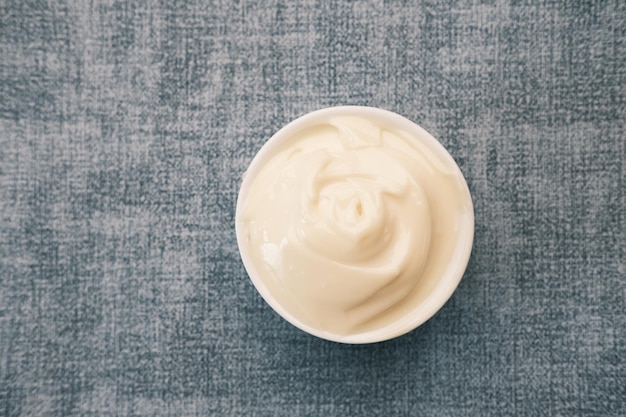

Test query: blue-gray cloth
[1,1,624,416]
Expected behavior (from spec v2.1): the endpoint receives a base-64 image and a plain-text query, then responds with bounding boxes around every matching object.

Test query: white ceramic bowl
[236,106,474,343]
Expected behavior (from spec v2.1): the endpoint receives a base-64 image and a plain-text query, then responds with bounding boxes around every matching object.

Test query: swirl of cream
[285,146,433,324]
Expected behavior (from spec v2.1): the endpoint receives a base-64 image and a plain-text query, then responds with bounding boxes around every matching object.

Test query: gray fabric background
[1,0,624,416]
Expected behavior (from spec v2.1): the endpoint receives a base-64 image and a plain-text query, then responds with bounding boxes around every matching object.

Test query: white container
[236,106,474,344]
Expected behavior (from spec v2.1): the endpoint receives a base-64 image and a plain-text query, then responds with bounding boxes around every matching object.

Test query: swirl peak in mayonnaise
[236,107,474,343]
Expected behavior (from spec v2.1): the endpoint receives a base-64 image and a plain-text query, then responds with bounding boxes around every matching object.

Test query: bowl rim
[235,105,474,344]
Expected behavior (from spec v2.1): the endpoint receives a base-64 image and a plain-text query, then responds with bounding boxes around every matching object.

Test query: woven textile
[1,1,624,416]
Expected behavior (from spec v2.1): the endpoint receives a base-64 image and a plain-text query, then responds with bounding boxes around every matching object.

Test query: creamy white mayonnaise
[237,108,473,341]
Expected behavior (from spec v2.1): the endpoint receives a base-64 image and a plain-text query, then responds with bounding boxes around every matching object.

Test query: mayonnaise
[237,108,473,341]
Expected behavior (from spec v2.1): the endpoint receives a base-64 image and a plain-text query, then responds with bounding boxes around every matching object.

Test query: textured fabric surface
[1,0,624,416]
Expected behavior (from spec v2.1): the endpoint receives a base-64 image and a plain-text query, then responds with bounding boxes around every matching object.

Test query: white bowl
[236,106,474,344]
